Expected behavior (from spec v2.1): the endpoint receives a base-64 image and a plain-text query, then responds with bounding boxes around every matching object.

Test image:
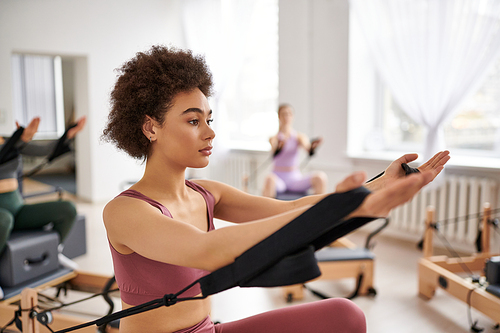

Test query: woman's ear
[142,116,156,142]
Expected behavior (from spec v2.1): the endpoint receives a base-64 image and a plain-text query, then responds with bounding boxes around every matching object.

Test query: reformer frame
[282,218,389,302]
[282,237,376,302]
[0,271,118,333]
[418,203,500,324]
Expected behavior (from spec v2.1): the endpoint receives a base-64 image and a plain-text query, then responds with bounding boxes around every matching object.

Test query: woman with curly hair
[102,45,449,333]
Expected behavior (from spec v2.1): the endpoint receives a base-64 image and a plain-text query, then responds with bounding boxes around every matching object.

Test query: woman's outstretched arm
[105,170,433,273]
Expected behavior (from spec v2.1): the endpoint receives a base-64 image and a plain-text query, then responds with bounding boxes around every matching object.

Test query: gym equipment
[418,203,500,330]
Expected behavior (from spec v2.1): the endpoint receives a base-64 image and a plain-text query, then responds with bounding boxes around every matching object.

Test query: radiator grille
[389,175,499,245]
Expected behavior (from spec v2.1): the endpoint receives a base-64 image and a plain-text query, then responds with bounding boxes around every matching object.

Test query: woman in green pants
[0,116,85,299]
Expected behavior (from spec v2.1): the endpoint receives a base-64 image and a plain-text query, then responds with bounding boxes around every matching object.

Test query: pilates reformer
[0,124,95,332]
[282,218,388,302]
[418,203,500,331]
[0,271,119,333]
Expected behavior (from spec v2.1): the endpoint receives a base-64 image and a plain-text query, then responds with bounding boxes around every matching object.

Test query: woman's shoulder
[189,179,221,195]
[189,179,236,203]
[103,193,156,224]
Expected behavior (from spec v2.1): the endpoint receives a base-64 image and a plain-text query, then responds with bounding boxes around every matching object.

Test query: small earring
[149,136,152,143]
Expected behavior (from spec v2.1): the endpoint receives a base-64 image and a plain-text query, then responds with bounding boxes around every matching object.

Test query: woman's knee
[262,175,277,197]
[58,201,77,220]
[0,208,15,250]
[264,174,276,187]
[0,208,15,232]
[323,298,366,333]
[311,171,327,193]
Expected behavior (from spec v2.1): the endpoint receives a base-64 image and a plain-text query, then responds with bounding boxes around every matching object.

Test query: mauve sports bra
[108,180,216,305]
[273,130,300,170]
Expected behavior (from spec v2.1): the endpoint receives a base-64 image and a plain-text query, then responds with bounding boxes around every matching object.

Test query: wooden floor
[21,179,500,333]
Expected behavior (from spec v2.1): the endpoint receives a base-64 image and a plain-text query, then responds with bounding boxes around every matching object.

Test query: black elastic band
[367,163,419,183]
[22,123,78,178]
[0,127,24,164]
[47,123,77,162]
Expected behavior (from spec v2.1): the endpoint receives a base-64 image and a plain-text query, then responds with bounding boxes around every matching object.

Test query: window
[381,54,500,156]
[11,54,65,139]
[221,0,279,150]
[183,0,279,151]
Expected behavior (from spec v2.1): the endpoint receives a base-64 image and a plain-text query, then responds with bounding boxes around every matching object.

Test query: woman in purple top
[101,45,450,333]
[262,104,327,198]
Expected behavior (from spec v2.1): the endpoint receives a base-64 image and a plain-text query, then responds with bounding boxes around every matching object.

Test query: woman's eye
[207,119,214,126]
[189,119,199,125]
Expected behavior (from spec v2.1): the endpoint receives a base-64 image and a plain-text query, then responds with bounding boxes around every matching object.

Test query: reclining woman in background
[262,103,327,198]
[102,45,450,333]
[0,116,86,298]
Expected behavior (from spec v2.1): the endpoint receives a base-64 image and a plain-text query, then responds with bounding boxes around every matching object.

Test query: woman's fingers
[353,171,433,218]
[335,171,366,193]
[418,150,450,178]
[67,116,87,139]
[20,117,40,142]
[385,153,419,178]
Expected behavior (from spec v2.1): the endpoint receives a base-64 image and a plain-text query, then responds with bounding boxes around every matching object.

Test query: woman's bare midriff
[118,297,211,333]
[273,166,297,172]
[0,178,18,193]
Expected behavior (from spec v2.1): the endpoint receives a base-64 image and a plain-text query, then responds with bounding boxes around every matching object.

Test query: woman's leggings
[0,190,77,252]
[175,298,366,333]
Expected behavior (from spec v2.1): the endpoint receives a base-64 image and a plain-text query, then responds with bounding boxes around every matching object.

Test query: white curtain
[350,0,500,160]
[181,0,257,157]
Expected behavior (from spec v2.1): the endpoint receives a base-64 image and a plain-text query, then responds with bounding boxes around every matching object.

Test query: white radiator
[213,155,499,247]
[388,175,499,245]
[211,153,269,193]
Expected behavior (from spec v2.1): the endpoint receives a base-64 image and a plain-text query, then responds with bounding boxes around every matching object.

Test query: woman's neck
[279,125,293,136]
[134,158,188,200]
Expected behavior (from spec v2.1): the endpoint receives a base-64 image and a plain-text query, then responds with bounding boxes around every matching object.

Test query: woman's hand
[18,117,40,143]
[367,150,450,191]
[335,171,366,193]
[352,170,434,219]
[416,150,450,177]
[310,137,323,150]
[67,116,86,139]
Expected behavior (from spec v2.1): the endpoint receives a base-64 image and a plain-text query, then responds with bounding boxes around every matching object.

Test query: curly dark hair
[102,45,214,160]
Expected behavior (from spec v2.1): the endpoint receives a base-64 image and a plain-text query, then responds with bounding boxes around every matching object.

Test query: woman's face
[151,88,215,169]
[278,106,294,127]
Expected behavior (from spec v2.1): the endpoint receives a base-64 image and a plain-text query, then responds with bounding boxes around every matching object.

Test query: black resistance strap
[0,127,24,164]
[47,123,77,162]
[200,187,372,295]
[367,163,419,183]
[23,123,78,178]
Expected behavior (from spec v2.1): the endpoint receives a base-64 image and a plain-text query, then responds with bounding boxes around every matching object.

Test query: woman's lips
[199,147,212,156]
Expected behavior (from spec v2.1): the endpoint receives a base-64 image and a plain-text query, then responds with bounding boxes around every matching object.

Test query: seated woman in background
[262,104,327,198]
[102,45,450,333]
[0,116,86,298]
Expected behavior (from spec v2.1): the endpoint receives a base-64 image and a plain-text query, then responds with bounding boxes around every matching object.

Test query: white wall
[279,0,365,190]
[0,0,184,202]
